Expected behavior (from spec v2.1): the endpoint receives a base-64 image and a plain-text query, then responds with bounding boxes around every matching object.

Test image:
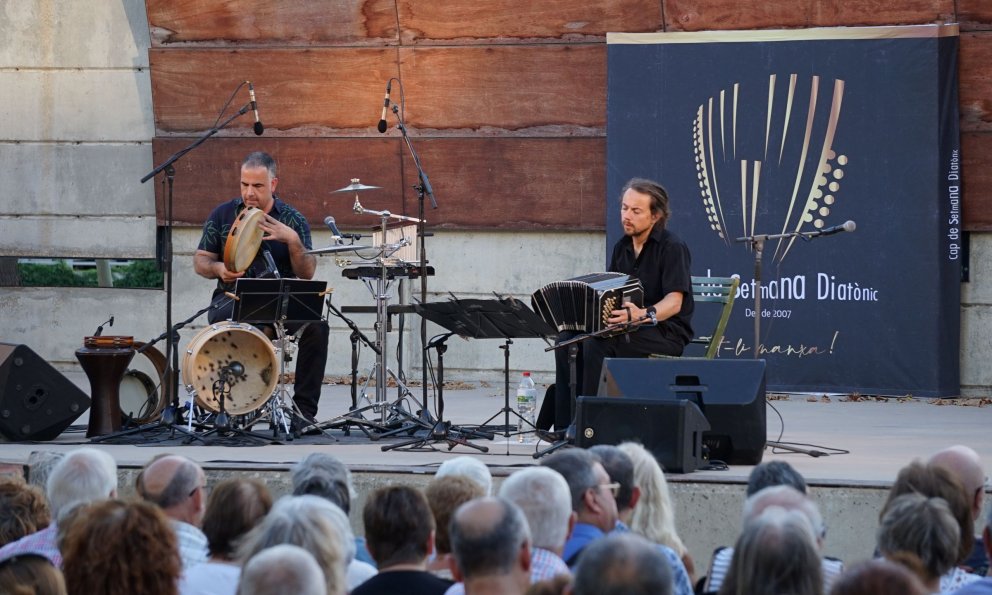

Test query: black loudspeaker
[0,343,90,441]
[576,397,711,473]
[596,358,767,465]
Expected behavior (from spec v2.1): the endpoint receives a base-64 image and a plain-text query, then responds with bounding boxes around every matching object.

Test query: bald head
[138,455,205,524]
[450,497,530,582]
[930,445,984,516]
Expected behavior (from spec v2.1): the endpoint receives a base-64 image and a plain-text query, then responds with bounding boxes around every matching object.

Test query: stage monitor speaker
[597,358,766,465]
[0,343,90,441]
[576,396,710,473]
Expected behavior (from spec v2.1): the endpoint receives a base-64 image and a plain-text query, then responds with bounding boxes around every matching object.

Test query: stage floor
[2,372,989,488]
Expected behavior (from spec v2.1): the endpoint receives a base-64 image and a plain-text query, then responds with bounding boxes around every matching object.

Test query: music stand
[232,278,329,439]
[418,295,556,452]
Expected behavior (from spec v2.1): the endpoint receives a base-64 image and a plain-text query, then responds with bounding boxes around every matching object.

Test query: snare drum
[223,207,266,273]
[181,321,278,415]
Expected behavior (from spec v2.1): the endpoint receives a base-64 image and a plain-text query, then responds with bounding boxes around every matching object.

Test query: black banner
[606,25,961,397]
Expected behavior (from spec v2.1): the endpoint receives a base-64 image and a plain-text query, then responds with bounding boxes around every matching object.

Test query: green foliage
[115,260,164,288]
[15,260,163,288]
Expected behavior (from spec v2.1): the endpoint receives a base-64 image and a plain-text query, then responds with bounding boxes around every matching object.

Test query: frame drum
[224,207,266,273]
[182,321,278,415]
[119,341,168,424]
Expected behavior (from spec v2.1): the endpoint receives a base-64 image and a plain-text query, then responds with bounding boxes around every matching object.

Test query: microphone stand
[139,101,254,431]
[390,102,437,423]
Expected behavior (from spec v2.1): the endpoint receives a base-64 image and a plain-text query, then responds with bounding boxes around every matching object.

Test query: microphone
[247,81,264,136]
[94,316,114,337]
[377,80,392,133]
[223,361,245,377]
[811,220,856,237]
[262,249,280,279]
[324,216,346,243]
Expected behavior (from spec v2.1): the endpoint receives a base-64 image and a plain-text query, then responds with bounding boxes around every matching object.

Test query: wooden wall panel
[145,0,398,46]
[396,0,662,44]
[397,138,605,229]
[664,0,954,31]
[149,48,399,134]
[957,1,992,31]
[962,132,992,231]
[959,33,992,133]
[152,138,404,227]
[398,46,606,132]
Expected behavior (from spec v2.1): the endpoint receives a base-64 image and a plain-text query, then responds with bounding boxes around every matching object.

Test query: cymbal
[306,244,372,255]
[333,180,381,193]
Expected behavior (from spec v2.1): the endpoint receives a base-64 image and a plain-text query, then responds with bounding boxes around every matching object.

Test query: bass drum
[182,321,278,416]
[118,341,168,424]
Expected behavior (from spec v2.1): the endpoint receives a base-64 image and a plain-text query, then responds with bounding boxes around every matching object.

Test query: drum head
[181,321,277,415]
[223,207,266,273]
[119,341,167,424]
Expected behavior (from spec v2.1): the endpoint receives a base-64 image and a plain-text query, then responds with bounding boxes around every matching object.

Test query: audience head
[719,506,823,595]
[929,445,985,519]
[827,558,927,595]
[498,466,573,552]
[362,484,435,569]
[136,454,207,527]
[588,444,637,512]
[569,532,673,595]
[881,459,973,563]
[26,451,64,492]
[238,495,347,595]
[0,476,50,547]
[202,478,273,560]
[436,457,493,496]
[540,449,618,530]
[45,447,117,521]
[426,474,485,555]
[291,453,354,513]
[617,442,685,554]
[238,544,326,595]
[0,553,66,595]
[449,497,531,589]
[61,499,181,595]
[747,460,808,496]
[876,492,959,588]
[742,485,825,548]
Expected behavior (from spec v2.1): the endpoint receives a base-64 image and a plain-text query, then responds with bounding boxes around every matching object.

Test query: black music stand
[418,295,556,451]
[232,278,329,440]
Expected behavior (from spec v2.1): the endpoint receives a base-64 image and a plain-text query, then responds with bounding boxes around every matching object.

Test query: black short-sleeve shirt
[197,196,312,294]
[609,224,694,344]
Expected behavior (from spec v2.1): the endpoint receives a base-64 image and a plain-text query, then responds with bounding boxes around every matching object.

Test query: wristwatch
[645,305,657,323]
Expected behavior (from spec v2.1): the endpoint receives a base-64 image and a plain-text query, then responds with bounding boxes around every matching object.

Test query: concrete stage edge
[1,373,989,577]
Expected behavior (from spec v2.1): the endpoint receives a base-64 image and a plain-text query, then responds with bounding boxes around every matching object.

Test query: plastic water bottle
[516,372,537,444]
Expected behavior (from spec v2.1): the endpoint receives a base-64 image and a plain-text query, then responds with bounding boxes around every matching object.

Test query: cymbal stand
[351,198,435,436]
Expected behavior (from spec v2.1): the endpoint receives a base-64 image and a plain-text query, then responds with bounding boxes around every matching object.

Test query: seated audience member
[587,444,693,595]
[435,457,493,496]
[25,451,64,492]
[61,499,181,595]
[526,574,571,595]
[352,485,452,595]
[238,544,327,595]
[448,497,532,595]
[880,460,980,593]
[568,532,673,595]
[498,467,575,583]
[616,442,694,578]
[746,460,808,496]
[876,492,960,594]
[0,552,66,595]
[0,475,50,547]
[718,506,824,595]
[952,504,992,595]
[425,474,486,578]
[320,495,377,591]
[136,454,209,570]
[828,558,928,595]
[238,495,348,595]
[291,452,376,567]
[180,478,273,595]
[704,485,842,594]
[930,445,988,576]
[0,447,117,567]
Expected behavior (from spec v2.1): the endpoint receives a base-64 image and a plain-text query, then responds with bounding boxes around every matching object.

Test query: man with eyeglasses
[136,454,209,569]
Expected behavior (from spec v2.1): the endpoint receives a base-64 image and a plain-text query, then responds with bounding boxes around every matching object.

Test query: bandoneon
[531,273,644,334]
